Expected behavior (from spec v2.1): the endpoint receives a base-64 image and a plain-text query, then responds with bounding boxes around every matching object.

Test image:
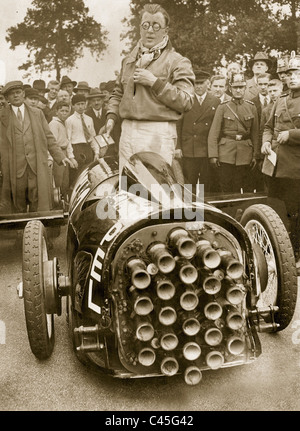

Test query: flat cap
[2,80,24,96]
[194,70,211,83]
[25,88,40,98]
[71,94,86,105]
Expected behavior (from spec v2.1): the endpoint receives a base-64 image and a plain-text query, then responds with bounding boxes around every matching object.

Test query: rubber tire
[240,204,297,331]
[22,220,55,359]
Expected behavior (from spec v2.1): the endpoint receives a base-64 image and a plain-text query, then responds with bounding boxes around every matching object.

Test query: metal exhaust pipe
[156,276,176,301]
[178,259,198,284]
[129,287,154,316]
[160,356,179,376]
[182,341,201,361]
[158,306,177,326]
[226,335,245,355]
[138,346,156,367]
[206,350,225,370]
[168,228,197,259]
[219,250,244,280]
[204,327,223,346]
[127,258,151,290]
[202,272,222,295]
[204,301,223,321]
[226,309,244,330]
[180,287,199,311]
[225,283,244,305]
[184,366,202,385]
[196,240,221,269]
[160,331,179,351]
[148,242,175,274]
[135,316,155,342]
[182,317,201,336]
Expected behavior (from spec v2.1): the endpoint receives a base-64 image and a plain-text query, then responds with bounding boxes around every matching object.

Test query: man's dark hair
[56,101,70,111]
[140,3,170,26]
[210,74,227,84]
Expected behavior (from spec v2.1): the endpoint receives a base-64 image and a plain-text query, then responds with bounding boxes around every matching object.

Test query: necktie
[17,108,23,126]
[264,97,268,107]
[80,114,90,143]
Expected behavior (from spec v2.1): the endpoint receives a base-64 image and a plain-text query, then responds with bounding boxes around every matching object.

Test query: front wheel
[22,220,55,359]
[240,204,297,331]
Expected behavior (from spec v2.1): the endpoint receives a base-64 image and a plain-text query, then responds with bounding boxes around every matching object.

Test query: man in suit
[177,70,220,195]
[0,80,72,213]
[85,87,107,134]
[245,52,272,100]
[208,72,259,194]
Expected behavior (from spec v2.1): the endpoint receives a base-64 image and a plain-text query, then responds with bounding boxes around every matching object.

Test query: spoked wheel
[241,204,297,331]
[22,220,55,359]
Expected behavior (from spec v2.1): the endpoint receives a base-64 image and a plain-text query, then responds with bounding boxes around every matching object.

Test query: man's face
[195,79,210,96]
[140,11,168,49]
[25,96,39,107]
[210,78,227,98]
[48,84,59,100]
[90,97,105,110]
[57,90,71,103]
[268,85,282,102]
[257,77,270,96]
[61,83,74,95]
[230,85,246,99]
[252,61,268,75]
[278,71,288,84]
[6,88,25,107]
[287,69,300,90]
[57,106,70,122]
[77,89,90,97]
[73,101,86,114]
[0,94,5,109]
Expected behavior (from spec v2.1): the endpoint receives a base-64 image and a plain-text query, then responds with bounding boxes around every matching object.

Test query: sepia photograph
[0,0,300,415]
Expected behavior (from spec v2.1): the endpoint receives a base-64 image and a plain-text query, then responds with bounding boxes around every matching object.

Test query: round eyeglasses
[141,21,166,32]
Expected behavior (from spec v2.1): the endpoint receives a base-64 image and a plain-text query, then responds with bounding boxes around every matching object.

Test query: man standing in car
[101,3,195,172]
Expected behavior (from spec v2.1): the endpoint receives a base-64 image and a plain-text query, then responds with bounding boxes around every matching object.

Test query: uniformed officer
[276,54,290,94]
[262,51,300,264]
[208,72,259,194]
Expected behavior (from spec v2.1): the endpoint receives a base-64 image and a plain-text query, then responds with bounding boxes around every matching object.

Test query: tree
[122,0,297,74]
[6,0,108,81]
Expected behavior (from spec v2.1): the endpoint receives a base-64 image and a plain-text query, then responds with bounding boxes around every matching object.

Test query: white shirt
[92,108,102,118]
[65,111,96,145]
[11,103,25,120]
[259,94,270,106]
[196,92,207,105]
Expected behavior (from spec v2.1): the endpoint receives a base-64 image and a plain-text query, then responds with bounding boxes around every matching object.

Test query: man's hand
[100,118,115,137]
[209,157,220,167]
[261,141,272,155]
[62,157,73,167]
[69,158,78,169]
[277,131,289,144]
[175,149,183,159]
[133,68,157,87]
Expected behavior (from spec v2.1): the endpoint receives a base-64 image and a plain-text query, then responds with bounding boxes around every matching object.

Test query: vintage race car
[19,152,298,385]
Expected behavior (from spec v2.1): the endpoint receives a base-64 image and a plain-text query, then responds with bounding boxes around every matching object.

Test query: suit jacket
[245,77,259,100]
[177,93,220,157]
[85,106,106,135]
[0,104,65,212]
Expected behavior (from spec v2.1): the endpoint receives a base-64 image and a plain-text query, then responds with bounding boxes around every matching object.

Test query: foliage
[6,0,108,80]
[122,0,300,74]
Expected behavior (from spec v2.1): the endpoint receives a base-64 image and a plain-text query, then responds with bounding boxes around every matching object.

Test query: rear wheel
[22,220,55,359]
[241,204,297,331]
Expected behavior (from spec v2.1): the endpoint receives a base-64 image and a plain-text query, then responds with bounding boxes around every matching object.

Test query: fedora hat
[249,52,272,69]
[2,80,24,96]
[74,81,90,92]
[60,75,77,87]
[25,88,40,98]
[33,79,49,93]
[87,87,106,99]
